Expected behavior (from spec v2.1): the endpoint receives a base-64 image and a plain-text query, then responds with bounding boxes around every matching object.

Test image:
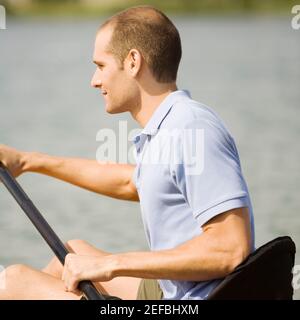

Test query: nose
[91,68,102,88]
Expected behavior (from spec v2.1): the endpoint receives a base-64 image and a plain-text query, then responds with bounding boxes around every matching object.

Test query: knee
[3,264,28,280]
[43,239,88,275]
[66,239,109,256]
[65,239,88,252]
[0,264,28,295]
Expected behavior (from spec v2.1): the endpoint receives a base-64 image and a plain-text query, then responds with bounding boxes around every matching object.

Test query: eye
[98,64,104,70]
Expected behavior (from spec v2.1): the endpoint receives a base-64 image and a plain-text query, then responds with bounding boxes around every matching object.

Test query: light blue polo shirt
[132,90,255,300]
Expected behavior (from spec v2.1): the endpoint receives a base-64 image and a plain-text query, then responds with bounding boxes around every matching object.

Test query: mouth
[101,90,108,96]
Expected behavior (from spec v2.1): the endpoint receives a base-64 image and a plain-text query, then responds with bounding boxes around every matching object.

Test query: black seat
[207,236,296,300]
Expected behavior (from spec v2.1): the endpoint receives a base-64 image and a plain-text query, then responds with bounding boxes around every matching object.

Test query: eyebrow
[93,60,104,65]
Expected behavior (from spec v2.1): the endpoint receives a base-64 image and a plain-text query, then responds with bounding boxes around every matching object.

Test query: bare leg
[42,239,142,300]
[0,264,82,300]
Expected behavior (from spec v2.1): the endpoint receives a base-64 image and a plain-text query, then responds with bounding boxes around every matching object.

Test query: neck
[130,83,178,128]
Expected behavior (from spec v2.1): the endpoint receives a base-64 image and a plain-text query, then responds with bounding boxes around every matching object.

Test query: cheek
[111,73,132,94]
[105,71,122,90]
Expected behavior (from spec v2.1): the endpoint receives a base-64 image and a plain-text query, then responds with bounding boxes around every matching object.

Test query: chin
[106,109,119,114]
[105,104,127,114]
[105,106,118,114]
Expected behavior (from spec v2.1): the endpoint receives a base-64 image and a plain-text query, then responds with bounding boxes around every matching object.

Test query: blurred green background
[1,0,298,16]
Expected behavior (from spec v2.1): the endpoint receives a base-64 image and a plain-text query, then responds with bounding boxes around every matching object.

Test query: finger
[62,267,69,291]
[68,276,79,293]
[72,286,82,296]
[70,284,82,295]
[62,253,72,282]
[61,265,66,281]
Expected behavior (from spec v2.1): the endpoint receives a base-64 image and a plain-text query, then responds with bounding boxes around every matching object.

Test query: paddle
[0,162,105,300]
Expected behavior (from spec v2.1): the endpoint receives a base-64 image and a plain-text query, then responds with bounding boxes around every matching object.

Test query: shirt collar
[141,90,191,136]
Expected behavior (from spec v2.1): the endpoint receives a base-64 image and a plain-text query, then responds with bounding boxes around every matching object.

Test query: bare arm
[0,144,139,201]
[63,207,252,291]
[113,207,251,281]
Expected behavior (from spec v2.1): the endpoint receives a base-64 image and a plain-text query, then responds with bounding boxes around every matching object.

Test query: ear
[125,49,142,78]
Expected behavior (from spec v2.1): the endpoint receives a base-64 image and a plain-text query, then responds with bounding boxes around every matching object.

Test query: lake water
[0,16,299,299]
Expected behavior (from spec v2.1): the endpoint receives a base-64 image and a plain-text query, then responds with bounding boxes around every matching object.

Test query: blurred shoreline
[2,0,296,17]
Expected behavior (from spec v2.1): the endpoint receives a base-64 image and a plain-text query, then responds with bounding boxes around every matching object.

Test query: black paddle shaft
[0,163,105,300]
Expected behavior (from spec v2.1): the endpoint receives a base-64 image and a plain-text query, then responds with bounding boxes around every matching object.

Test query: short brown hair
[100,6,182,83]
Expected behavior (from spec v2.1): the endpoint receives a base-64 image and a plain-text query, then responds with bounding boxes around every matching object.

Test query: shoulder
[162,97,234,144]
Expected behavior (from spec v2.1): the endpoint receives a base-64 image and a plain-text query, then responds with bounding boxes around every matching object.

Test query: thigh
[43,239,109,276]
[1,264,81,300]
[44,239,142,300]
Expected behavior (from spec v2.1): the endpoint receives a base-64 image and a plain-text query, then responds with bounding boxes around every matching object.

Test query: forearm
[112,210,250,282]
[63,209,251,290]
[22,152,138,201]
[113,239,240,282]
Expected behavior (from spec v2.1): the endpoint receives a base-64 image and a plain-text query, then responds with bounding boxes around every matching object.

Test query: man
[0,6,254,300]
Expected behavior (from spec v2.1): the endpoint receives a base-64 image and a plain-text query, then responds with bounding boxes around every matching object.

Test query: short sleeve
[131,165,138,188]
[171,119,249,227]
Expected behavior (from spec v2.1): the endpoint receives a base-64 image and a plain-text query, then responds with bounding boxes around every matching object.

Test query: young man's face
[91,26,138,114]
